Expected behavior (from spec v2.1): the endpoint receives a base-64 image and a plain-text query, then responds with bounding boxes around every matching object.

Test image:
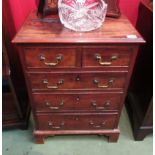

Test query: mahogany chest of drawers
[13,11,144,144]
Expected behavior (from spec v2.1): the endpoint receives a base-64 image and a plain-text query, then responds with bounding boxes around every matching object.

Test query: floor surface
[2,108,153,155]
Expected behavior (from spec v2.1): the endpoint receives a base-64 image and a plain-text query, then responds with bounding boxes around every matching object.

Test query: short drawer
[23,47,78,69]
[36,113,118,130]
[82,47,132,68]
[33,93,123,112]
[29,72,127,91]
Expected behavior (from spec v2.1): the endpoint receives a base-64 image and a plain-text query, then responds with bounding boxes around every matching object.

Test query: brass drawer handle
[45,101,64,110]
[91,100,111,110]
[43,79,64,89]
[39,54,63,67]
[89,121,106,128]
[93,78,114,88]
[95,53,118,66]
[48,121,65,129]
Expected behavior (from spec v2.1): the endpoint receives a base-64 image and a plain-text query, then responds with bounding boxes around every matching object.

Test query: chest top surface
[12,11,144,44]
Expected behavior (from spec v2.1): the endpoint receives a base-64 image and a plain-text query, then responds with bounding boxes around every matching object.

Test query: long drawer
[29,72,127,91]
[36,113,118,130]
[32,92,123,112]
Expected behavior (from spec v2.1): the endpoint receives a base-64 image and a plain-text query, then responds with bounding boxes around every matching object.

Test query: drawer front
[33,93,122,112]
[82,47,132,68]
[36,113,118,130]
[29,72,126,91]
[24,47,78,69]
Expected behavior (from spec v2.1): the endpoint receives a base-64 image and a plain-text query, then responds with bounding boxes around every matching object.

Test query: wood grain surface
[12,11,145,44]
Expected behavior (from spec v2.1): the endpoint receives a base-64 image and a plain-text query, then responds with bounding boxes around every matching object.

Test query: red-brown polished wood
[32,92,123,112]
[13,11,145,144]
[29,72,127,91]
[36,113,119,130]
[12,11,144,44]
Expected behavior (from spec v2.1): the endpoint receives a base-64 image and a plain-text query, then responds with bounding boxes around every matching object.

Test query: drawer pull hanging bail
[43,79,64,89]
[39,54,63,67]
[93,78,114,88]
[91,100,111,110]
[45,100,64,110]
[48,121,65,129]
[89,120,106,128]
[95,53,118,66]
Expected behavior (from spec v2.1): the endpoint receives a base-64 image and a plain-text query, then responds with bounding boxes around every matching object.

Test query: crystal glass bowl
[58,0,107,32]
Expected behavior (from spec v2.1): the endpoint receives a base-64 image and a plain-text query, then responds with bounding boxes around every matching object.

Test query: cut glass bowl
[58,0,107,32]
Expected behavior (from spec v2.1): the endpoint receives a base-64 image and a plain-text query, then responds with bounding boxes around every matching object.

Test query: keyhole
[76,75,81,81]
[76,96,80,101]
[75,117,79,121]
